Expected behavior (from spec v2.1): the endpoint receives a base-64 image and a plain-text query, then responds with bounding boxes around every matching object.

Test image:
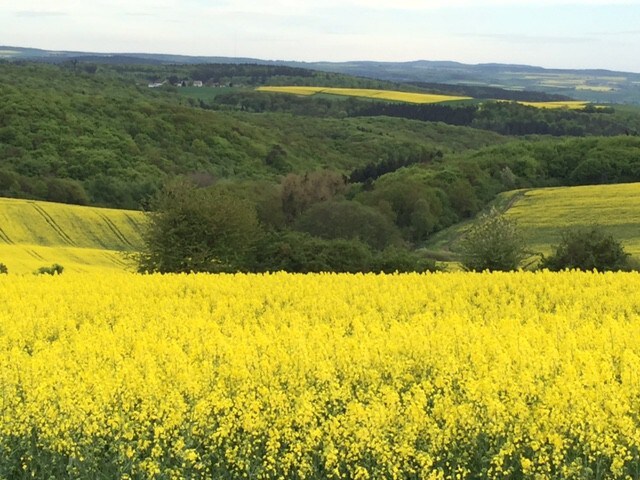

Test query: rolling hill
[3,45,640,103]
[504,183,640,257]
[424,182,640,261]
[0,197,145,273]
[0,61,507,210]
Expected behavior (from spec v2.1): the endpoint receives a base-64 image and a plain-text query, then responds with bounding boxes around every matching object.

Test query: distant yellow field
[258,86,591,109]
[576,85,615,92]
[0,197,145,273]
[257,86,471,103]
[256,86,322,96]
[504,182,640,255]
[515,100,589,109]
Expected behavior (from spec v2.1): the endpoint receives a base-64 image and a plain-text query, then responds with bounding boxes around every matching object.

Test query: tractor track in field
[442,189,531,254]
[31,203,77,247]
[98,213,136,249]
[0,226,13,244]
[27,249,46,261]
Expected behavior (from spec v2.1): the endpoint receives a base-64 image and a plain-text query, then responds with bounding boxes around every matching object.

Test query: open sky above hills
[2,1,640,73]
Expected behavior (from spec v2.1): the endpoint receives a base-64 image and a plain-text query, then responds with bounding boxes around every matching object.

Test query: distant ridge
[0,45,272,65]
[2,45,640,103]
[2,45,637,74]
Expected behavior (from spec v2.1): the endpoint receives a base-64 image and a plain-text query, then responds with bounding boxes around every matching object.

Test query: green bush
[294,200,402,250]
[371,247,437,273]
[136,180,262,273]
[541,226,630,271]
[255,230,436,273]
[0,263,8,274]
[457,208,528,272]
[255,231,371,273]
[35,264,64,275]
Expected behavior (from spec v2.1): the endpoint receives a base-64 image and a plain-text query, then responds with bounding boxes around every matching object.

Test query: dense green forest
[0,62,503,209]
[2,60,640,269]
[209,91,640,137]
[6,46,640,103]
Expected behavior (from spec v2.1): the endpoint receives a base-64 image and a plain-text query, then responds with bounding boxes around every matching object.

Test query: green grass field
[424,182,640,261]
[0,197,145,274]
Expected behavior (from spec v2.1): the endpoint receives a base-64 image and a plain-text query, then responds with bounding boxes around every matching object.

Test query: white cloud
[6,0,638,21]
[342,0,639,7]
[15,10,67,17]
[203,0,640,11]
[1,0,639,71]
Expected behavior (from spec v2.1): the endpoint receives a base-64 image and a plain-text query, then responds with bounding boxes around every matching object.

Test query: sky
[2,1,640,72]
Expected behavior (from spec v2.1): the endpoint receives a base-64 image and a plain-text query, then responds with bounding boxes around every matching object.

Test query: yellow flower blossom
[1,271,640,478]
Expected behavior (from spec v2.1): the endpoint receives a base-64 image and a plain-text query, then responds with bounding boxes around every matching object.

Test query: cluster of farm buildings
[147,80,234,88]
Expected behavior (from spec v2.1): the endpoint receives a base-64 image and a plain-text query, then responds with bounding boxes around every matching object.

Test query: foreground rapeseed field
[1,272,640,479]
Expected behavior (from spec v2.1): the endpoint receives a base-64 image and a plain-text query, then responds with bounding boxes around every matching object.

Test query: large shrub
[255,231,372,273]
[255,231,436,273]
[136,180,262,273]
[294,200,402,250]
[457,208,528,271]
[541,226,630,271]
[34,264,64,275]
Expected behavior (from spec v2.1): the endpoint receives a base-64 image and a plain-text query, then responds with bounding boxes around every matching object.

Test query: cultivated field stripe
[504,182,640,255]
[26,249,46,261]
[98,213,136,249]
[0,197,145,273]
[0,226,13,245]
[256,86,472,104]
[30,203,77,247]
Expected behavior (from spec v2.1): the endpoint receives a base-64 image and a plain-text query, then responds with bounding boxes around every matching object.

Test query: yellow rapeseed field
[256,86,324,96]
[256,86,471,104]
[0,197,144,273]
[2,271,640,478]
[515,100,589,110]
[256,87,590,109]
[504,182,640,256]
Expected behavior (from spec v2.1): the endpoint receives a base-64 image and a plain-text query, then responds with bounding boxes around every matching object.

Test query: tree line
[457,209,635,272]
[136,179,438,274]
[136,178,638,274]
[0,63,501,209]
[212,91,638,137]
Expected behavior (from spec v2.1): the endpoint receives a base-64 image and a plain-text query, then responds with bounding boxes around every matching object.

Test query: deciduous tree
[137,180,261,273]
[457,208,528,271]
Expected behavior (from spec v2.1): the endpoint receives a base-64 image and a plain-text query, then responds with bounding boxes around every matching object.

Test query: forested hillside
[0,62,504,209]
[209,90,640,137]
[2,60,640,270]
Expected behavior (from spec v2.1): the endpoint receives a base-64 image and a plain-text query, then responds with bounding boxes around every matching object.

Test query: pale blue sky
[2,1,640,72]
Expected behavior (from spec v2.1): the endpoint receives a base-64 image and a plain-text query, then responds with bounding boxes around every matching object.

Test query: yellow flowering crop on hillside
[0,197,144,273]
[256,86,325,96]
[504,182,640,256]
[256,87,590,109]
[2,271,640,478]
[515,100,589,109]
[256,86,471,104]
